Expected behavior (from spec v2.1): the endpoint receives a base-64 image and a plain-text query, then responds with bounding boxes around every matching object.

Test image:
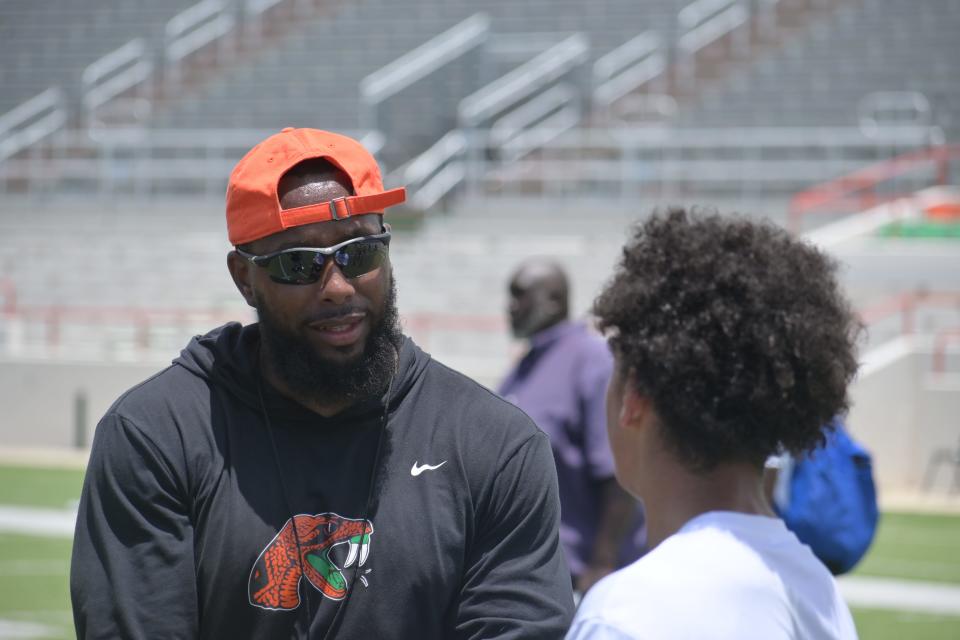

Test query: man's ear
[619,378,653,433]
[227,251,257,309]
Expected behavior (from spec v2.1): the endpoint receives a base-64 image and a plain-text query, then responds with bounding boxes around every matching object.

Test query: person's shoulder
[414,354,553,475]
[422,356,541,432]
[104,360,210,429]
[571,558,674,638]
[562,323,612,365]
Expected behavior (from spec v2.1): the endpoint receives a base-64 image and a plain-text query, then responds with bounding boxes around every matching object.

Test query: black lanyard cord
[255,345,397,639]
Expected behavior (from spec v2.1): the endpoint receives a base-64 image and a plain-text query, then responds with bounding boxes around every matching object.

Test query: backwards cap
[226,127,406,245]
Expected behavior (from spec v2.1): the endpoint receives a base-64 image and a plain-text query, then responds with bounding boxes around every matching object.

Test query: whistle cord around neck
[255,347,397,640]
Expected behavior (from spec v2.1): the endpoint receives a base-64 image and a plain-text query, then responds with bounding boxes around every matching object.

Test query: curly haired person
[567,209,860,640]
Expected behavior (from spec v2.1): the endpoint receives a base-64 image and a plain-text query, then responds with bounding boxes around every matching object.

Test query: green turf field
[0,465,83,639]
[878,220,960,239]
[0,463,958,638]
[0,534,73,639]
[852,512,960,584]
[0,465,84,510]
[852,608,960,640]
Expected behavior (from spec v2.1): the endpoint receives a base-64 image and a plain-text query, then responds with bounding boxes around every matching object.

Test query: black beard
[255,278,402,406]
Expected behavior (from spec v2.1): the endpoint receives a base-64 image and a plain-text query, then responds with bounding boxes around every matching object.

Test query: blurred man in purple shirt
[499,259,646,594]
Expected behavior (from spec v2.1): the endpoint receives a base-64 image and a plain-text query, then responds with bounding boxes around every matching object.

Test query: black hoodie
[71,322,574,639]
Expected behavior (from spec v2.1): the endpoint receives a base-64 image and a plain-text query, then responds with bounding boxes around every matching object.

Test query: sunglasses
[236,229,391,285]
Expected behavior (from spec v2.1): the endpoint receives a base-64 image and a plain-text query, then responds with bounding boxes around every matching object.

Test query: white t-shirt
[567,511,857,640]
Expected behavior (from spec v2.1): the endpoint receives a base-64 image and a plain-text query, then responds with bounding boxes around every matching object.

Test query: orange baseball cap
[225,127,406,245]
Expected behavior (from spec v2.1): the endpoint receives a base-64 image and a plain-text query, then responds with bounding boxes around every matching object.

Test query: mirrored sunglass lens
[261,241,387,284]
[338,241,387,278]
[270,251,326,283]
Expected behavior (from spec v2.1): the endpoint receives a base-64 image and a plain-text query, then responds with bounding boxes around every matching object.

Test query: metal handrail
[360,14,490,113]
[788,144,960,231]
[245,0,285,16]
[677,0,748,90]
[859,91,933,137]
[165,0,235,64]
[458,33,589,126]
[0,88,67,162]
[592,31,665,109]
[500,125,939,152]
[1,123,938,198]
[400,130,467,210]
[491,84,580,162]
[678,0,748,53]
[0,127,384,196]
[82,39,153,123]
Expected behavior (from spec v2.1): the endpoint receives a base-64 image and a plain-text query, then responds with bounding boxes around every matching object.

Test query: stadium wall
[0,359,164,449]
[848,338,960,495]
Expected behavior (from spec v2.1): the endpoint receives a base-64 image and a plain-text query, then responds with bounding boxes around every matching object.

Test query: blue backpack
[776,421,879,575]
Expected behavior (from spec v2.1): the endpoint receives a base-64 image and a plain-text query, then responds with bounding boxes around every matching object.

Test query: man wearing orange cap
[70,128,575,639]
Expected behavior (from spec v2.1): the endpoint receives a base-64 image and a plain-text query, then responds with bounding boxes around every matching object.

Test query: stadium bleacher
[0,0,198,114]
[1,0,956,338]
[0,0,958,515]
[145,0,693,169]
[675,0,960,140]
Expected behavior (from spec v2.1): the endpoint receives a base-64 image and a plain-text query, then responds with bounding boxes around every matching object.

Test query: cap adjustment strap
[280,187,407,228]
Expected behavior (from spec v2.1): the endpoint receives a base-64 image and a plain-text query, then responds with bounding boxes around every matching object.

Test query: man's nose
[318,263,356,304]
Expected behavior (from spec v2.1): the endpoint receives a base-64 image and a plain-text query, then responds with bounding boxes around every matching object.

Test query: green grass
[1,464,959,638]
[878,220,960,238]
[841,510,960,637]
[852,608,960,640]
[0,534,74,639]
[0,464,82,638]
[853,512,960,584]
[0,465,85,510]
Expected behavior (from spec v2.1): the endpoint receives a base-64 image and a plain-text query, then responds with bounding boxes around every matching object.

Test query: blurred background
[0,0,958,637]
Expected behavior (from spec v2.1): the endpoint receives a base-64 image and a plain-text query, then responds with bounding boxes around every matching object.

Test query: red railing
[858,291,960,336]
[788,144,960,232]
[3,303,250,350]
[0,277,16,315]
[0,278,506,354]
[3,278,959,362]
[932,326,960,375]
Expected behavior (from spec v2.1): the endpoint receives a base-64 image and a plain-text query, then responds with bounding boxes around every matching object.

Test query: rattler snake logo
[248,512,374,610]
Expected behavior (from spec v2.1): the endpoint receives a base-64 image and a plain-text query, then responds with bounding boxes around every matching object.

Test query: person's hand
[575,563,615,595]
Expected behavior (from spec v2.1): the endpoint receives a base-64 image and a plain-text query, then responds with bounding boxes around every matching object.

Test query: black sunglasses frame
[235,228,391,285]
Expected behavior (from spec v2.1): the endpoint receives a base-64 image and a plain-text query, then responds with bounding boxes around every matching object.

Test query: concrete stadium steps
[0,200,236,310]
[150,0,687,134]
[2,194,955,388]
[675,0,960,139]
[0,196,641,317]
[0,194,659,381]
[0,0,198,114]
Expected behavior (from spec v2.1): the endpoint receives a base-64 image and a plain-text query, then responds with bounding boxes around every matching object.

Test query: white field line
[0,619,61,639]
[0,506,75,538]
[838,575,960,615]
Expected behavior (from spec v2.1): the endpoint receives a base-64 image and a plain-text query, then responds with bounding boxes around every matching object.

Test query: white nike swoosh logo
[411,460,447,476]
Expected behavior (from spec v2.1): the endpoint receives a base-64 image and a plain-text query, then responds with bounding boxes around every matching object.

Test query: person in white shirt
[567,208,860,640]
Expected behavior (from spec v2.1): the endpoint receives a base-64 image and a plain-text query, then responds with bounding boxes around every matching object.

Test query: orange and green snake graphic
[248,512,374,610]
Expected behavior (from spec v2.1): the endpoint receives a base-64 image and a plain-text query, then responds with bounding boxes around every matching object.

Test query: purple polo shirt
[499,321,645,577]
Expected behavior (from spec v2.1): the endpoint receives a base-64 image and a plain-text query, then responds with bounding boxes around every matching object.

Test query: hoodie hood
[173,322,430,426]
